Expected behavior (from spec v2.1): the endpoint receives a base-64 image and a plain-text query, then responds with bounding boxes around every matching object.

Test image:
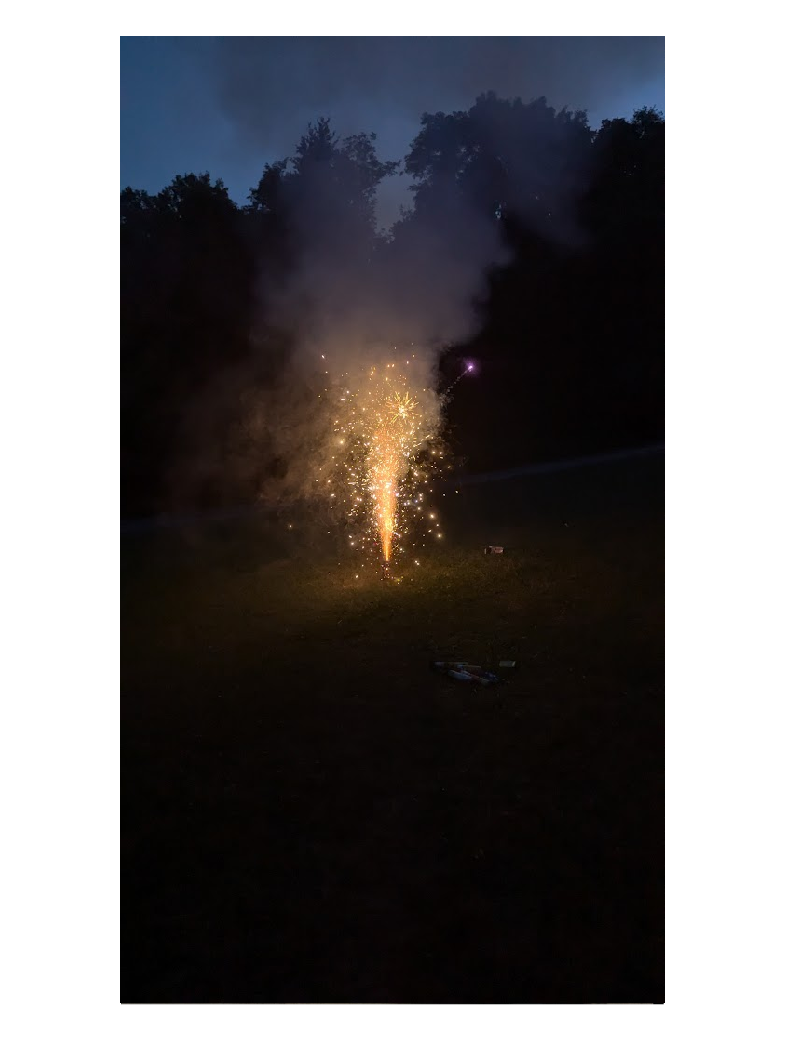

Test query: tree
[121,173,253,514]
[248,119,396,240]
[246,117,398,344]
[405,92,593,237]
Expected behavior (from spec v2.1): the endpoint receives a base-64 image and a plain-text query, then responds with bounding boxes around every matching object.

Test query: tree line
[122,93,664,516]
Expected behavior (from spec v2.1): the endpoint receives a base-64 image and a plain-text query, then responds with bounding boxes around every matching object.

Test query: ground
[121,454,664,1002]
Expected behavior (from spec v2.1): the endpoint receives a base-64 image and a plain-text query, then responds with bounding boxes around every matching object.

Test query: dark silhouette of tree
[248,119,396,248]
[245,117,398,354]
[405,93,592,236]
[121,173,253,514]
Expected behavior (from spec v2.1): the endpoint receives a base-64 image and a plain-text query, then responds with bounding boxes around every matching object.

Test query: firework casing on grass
[433,661,501,685]
[447,670,498,685]
[484,546,505,554]
[432,661,482,672]
[474,671,501,685]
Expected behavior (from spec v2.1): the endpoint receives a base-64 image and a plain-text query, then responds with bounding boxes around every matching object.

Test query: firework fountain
[314,348,462,575]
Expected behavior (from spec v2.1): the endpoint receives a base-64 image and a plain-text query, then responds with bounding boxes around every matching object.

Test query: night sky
[121,36,664,228]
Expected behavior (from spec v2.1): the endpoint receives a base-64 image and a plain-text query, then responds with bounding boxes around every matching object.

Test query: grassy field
[122,454,664,1002]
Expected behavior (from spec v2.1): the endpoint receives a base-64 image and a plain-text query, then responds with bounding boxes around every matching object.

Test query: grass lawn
[122,455,664,1002]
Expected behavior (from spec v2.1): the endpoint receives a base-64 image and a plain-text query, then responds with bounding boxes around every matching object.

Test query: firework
[317,350,445,568]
